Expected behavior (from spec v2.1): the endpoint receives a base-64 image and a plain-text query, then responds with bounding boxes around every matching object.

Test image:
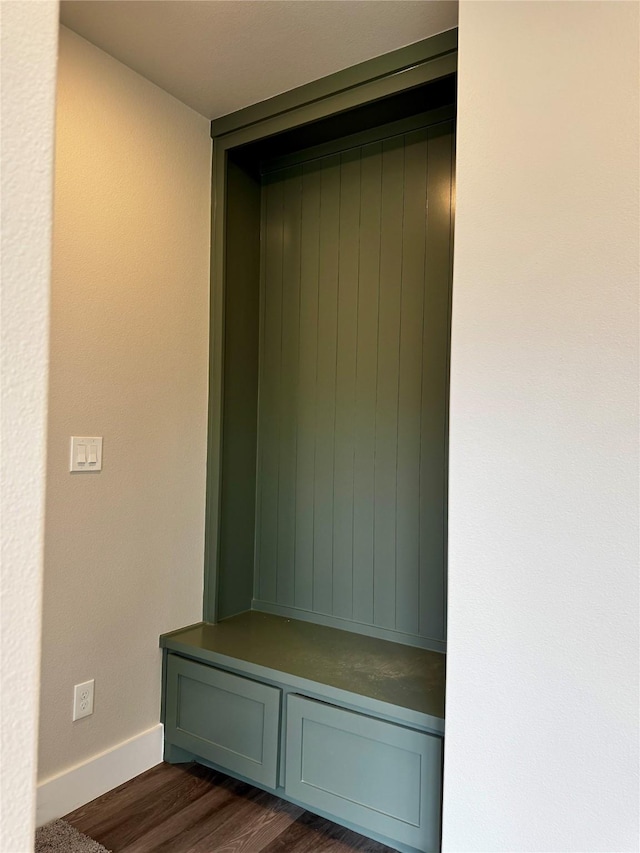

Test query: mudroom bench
[160,612,445,853]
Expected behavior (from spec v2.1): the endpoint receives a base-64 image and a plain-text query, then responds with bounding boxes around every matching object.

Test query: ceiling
[59,1,458,119]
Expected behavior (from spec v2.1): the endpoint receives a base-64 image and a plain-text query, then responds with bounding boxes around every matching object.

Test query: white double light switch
[70,436,103,472]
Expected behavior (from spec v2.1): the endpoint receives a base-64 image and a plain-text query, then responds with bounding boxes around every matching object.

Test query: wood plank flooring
[64,762,398,852]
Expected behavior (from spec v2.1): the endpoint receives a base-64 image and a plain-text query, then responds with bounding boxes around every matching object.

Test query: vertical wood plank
[257,173,284,603]
[353,142,382,626]
[395,129,428,635]
[332,149,361,620]
[294,162,322,610]
[419,121,453,641]
[373,137,404,630]
[277,166,303,607]
[253,183,268,602]
[313,154,341,614]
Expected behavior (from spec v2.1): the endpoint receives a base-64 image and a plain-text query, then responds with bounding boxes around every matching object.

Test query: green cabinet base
[286,695,442,852]
[162,648,443,852]
[164,655,281,789]
[161,616,445,851]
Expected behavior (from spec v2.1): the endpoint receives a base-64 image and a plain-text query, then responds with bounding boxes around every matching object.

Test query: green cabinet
[161,616,445,853]
[164,655,280,788]
[286,695,442,852]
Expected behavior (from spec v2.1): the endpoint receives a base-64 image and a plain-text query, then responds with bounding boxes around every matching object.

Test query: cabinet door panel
[165,655,280,788]
[285,694,441,852]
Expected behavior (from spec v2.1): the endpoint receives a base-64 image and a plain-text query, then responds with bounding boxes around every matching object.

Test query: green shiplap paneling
[255,120,454,647]
[294,163,321,611]
[352,141,382,627]
[373,136,405,631]
[276,166,303,608]
[332,149,361,621]
[313,154,340,615]
[395,129,429,636]
[419,123,454,642]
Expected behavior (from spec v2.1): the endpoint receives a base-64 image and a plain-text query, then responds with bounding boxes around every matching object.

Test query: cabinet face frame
[204,30,458,623]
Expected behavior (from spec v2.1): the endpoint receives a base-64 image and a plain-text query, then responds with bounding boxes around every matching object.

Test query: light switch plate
[70,436,103,472]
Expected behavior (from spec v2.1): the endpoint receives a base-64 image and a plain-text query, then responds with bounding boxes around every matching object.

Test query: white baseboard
[36,723,164,827]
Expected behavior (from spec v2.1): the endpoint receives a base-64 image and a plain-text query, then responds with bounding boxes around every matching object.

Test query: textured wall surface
[38,27,211,781]
[443,2,639,851]
[0,2,59,850]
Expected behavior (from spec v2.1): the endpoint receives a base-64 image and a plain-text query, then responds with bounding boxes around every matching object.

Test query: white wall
[0,2,59,850]
[443,2,639,851]
[37,28,211,784]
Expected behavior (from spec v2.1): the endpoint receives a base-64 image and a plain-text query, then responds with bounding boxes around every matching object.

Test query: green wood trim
[160,648,168,724]
[260,106,455,175]
[215,53,456,151]
[160,620,210,642]
[203,141,227,622]
[210,30,457,138]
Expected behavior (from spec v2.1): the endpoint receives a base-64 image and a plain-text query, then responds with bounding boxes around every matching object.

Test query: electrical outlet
[73,679,94,721]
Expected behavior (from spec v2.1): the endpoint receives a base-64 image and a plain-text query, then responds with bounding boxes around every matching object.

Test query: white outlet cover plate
[70,436,103,472]
[73,679,94,721]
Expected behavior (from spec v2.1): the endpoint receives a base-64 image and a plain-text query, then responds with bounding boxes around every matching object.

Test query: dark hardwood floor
[64,762,398,852]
